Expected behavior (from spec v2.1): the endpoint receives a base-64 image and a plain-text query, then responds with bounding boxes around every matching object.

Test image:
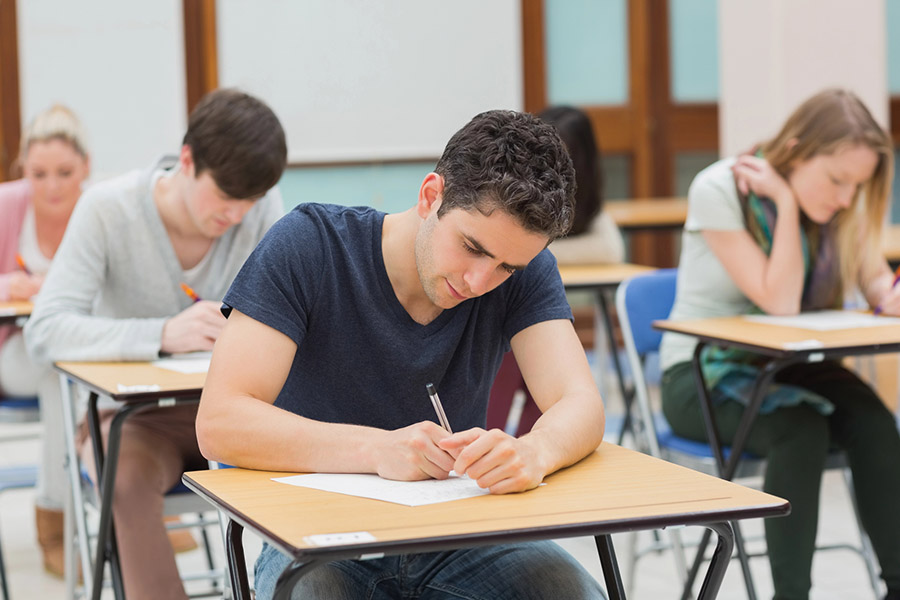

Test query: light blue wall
[669,0,719,102]
[277,162,435,214]
[888,1,900,95]
[545,0,628,105]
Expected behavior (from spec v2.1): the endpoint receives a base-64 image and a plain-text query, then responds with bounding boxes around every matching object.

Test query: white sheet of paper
[0,308,15,316]
[151,351,212,374]
[743,311,900,331]
[272,472,492,506]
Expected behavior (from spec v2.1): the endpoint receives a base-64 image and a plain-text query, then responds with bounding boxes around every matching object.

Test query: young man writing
[25,88,287,600]
[197,110,606,599]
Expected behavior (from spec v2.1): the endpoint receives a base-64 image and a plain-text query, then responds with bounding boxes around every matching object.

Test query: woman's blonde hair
[760,88,893,289]
[18,104,89,166]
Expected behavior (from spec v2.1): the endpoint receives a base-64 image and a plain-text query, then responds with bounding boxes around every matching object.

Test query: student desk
[0,300,33,326]
[183,442,789,600]
[54,361,207,600]
[605,198,687,231]
[653,314,900,596]
[558,263,655,443]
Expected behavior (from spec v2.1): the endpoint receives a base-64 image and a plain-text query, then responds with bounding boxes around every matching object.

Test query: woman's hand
[732,154,797,215]
[8,272,43,300]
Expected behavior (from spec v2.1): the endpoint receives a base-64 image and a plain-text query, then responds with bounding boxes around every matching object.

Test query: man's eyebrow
[464,235,528,271]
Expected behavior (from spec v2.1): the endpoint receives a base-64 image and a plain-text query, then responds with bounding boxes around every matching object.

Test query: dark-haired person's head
[182,88,287,200]
[434,110,576,241]
[537,106,602,237]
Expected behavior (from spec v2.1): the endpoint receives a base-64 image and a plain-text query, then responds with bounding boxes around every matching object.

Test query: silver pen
[425,383,453,433]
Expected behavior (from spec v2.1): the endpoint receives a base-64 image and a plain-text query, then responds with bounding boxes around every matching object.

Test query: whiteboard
[17,0,187,180]
[217,0,523,163]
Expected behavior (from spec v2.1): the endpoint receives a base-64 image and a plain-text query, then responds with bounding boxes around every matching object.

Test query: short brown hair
[435,110,576,240]
[183,88,287,199]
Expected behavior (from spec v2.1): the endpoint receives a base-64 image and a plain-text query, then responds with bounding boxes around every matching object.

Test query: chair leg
[0,529,9,600]
[842,469,883,598]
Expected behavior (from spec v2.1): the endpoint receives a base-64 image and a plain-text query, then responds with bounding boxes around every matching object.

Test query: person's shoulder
[690,157,737,197]
[0,179,31,213]
[282,202,381,232]
[78,168,147,211]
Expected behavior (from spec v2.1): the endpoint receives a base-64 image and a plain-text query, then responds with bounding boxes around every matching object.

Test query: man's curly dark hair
[435,110,576,240]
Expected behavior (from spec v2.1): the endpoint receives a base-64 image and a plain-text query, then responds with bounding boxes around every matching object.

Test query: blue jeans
[254,540,606,599]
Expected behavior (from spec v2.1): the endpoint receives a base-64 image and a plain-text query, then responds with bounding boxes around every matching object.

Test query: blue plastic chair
[616,269,881,599]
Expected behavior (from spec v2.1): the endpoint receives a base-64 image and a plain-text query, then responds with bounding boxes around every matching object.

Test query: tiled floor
[0,386,886,599]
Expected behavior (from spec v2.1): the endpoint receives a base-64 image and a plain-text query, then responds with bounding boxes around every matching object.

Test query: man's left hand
[438,428,546,494]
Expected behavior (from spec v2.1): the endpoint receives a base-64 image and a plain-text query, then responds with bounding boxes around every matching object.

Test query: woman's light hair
[760,88,893,291]
[19,104,89,163]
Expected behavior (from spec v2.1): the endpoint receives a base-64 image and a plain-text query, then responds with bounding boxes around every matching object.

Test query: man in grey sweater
[25,88,287,600]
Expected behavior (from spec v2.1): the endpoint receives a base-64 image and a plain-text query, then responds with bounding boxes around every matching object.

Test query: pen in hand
[180,282,202,303]
[426,383,453,433]
[15,253,32,276]
[874,265,900,315]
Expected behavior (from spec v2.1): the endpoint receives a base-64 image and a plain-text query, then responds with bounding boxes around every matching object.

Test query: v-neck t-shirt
[222,203,572,432]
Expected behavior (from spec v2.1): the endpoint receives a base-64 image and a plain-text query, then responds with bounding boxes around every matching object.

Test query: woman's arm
[702,155,805,315]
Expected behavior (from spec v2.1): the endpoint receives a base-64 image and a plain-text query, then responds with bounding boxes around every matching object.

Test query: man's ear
[416,172,445,219]
[179,145,195,177]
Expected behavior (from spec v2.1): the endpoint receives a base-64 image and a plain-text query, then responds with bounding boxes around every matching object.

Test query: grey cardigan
[25,162,283,363]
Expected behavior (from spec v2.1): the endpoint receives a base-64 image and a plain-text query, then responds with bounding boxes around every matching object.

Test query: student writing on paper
[659,89,900,600]
[0,105,90,577]
[24,89,286,600]
[197,110,606,600]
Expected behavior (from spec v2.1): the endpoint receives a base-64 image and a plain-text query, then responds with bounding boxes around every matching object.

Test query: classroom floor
[0,381,884,599]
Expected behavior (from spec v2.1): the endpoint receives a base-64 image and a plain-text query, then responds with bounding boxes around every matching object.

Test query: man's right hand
[160,300,227,354]
[373,421,456,481]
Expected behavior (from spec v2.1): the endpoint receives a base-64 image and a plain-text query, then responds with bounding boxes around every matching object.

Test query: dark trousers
[662,360,900,600]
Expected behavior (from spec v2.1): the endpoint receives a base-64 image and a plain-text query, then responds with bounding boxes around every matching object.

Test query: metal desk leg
[682,344,803,600]
[89,402,141,600]
[595,534,626,600]
[696,522,735,600]
[225,519,250,600]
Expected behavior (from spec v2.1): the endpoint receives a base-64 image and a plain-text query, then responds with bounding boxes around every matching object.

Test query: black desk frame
[186,489,739,600]
[676,335,900,600]
[56,368,202,600]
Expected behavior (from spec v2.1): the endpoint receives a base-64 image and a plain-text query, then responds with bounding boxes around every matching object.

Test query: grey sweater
[25,162,283,363]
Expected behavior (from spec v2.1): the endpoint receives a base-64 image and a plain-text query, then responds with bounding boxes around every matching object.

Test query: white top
[549,211,625,265]
[659,157,754,371]
[17,205,52,276]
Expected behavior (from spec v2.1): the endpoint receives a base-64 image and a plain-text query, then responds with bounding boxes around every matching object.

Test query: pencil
[15,253,31,275]
[425,383,453,433]
[180,282,202,303]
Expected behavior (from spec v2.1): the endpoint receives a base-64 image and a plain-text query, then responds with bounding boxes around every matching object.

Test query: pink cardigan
[0,179,33,350]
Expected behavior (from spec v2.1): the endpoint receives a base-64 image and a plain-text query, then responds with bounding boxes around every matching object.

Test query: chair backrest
[617,269,678,356]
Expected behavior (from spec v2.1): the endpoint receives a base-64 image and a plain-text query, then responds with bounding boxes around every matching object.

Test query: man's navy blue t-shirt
[222,203,572,432]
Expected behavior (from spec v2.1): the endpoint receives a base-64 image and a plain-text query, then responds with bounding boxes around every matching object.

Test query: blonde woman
[0,105,90,577]
[660,88,900,600]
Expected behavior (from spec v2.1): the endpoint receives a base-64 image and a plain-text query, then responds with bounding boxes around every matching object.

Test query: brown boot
[35,507,65,579]
[164,515,198,554]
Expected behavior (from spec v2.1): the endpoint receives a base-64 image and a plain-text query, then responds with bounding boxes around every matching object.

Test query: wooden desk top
[605,198,687,230]
[184,443,787,560]
[0,300,33,323]
[655,314,900,357]
[55,361,206,401]
[558,263,655,290]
